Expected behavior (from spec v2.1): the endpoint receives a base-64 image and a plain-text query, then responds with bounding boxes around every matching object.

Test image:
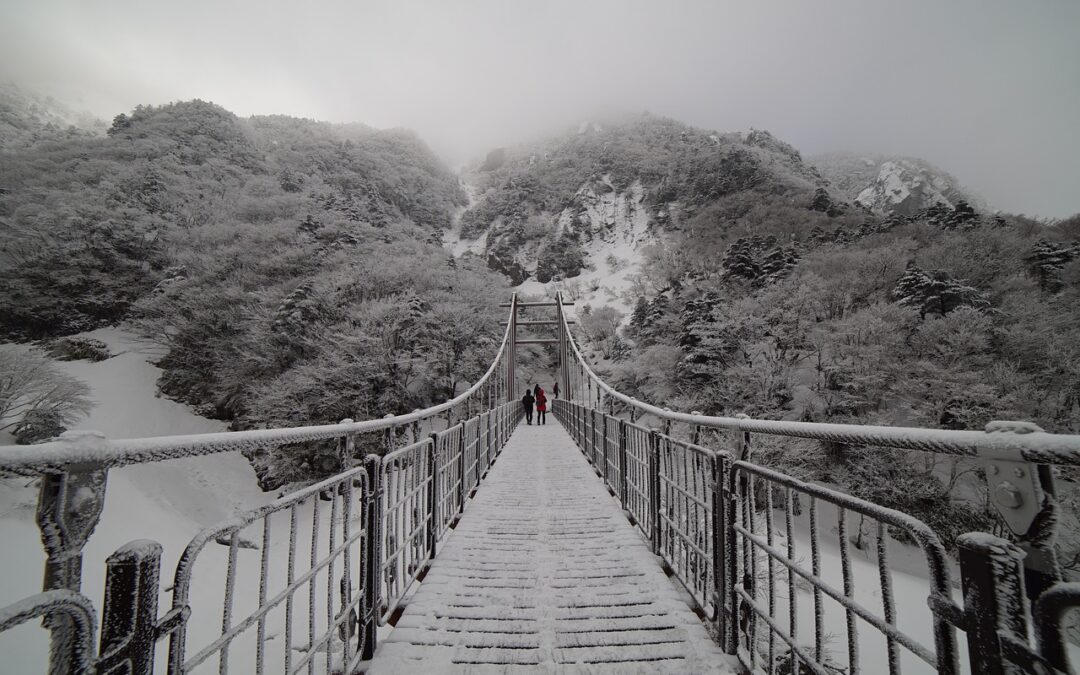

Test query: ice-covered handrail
[0,296,517,475]
[556,295,1080,466]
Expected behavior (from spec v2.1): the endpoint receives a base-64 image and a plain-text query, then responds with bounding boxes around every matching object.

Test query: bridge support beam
[506,294,517,402]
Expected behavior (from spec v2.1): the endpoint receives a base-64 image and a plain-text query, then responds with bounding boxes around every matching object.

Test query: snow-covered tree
[892,263,989,317]
[0,348,92,443]
[1026,238,1079,292]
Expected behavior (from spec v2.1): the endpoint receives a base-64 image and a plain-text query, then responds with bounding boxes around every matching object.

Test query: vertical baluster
[785,487,798,675]
[618,418,628,509]
[713,454,724,633]
[457,423,466,515]
[308,496,320,675]
[285,503,299,672]
[256,516,272,675]
[837,507,859,674]
[220,531,240,674]
[326,481,339,675]
[764,483,777,673]
[809,496,823,664]
[341,477,355,664]
[877,522,899,675]
[427,435,438,560]
[649,429,661,554]
[745,473,760,672]
[723,458,739,654]
[361,456,381,661]
[604,413,611,483]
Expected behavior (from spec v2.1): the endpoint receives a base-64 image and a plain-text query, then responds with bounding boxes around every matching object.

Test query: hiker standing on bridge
[553,381,560,399]
[535,385,548,425]
[521,389,535,425]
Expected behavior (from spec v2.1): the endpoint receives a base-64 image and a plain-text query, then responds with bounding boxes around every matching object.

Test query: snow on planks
[367,419,734,674]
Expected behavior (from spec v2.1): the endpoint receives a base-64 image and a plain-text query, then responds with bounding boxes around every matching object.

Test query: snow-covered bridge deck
[367,419,733,674]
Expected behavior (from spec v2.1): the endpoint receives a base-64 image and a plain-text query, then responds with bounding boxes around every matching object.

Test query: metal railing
[552,291,1080,675]
[0,296,524,674]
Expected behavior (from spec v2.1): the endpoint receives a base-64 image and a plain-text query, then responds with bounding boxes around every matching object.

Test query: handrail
[0,296,517,475]
[556,294,1080,465]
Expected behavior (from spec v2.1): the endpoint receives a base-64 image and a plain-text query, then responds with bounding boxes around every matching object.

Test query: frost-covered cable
[556,297,1080,465]
[0,297,517,475]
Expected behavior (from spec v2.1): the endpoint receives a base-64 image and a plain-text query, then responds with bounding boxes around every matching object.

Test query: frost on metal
[555,294,1080,466]
[0,590,96,673]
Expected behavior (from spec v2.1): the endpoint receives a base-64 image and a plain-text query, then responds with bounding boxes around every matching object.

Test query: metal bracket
[36,441,109,592]
[984,458,1042,535]
[981,421,1045,537]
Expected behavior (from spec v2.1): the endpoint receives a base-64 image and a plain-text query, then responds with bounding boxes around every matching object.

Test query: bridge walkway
[367,417,734,674]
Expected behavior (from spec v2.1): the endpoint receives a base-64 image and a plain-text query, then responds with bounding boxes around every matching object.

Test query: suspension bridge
[2,293,1080,674]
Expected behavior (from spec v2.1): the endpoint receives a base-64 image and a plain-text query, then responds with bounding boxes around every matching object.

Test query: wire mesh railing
[731,461,957,675]
[0,296,524,674]
[552,290,1080,675]
[168,466,371,674]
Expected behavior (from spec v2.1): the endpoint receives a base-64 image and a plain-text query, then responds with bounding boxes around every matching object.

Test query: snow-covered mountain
[811,153,987,217]
[450,116,845,312]
[0,82,106,150]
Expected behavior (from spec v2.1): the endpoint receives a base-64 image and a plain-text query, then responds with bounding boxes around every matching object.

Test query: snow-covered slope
[0,329,272,672]
[0,82,106,150]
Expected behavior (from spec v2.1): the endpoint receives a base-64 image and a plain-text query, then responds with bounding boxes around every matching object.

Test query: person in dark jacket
[553,381,560,399]
[521,390,535,425]
[535,385,547,425]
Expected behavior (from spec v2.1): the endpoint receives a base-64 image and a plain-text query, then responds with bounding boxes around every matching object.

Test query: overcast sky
[2,0,1077,217]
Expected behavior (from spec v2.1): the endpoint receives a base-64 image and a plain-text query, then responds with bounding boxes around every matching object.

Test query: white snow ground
[0,329,273,673]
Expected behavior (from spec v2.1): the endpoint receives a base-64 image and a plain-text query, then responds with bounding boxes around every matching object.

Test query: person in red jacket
[535,385,547,425]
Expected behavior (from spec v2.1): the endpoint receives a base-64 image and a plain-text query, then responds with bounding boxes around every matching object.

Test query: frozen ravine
[0,329,273,673]
[368,420,735,674]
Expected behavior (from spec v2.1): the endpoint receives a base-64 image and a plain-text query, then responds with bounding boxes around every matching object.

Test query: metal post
[735,413,752,462]
[457,422,467,514]
[507,294,517,402]
[475,413,482,488]
[427,434,439,560]
[97,540,162,674]
[691,412,703,445]
[618,418,628,509]
[649,429,662,555]
[601,413,610,482]
[383,413,396,454]
[723,458,740,654]
[361,455,382,660]
[36,451,108,675]
[597,409,603,468]
[957,533,1029,675]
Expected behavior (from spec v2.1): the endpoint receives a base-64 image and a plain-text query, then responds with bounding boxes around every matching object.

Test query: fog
[2,0,1077,217]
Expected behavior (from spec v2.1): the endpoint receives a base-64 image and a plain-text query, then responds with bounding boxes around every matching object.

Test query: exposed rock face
[486,250,528,285]
[856,160,955,216]
[557,176,650,249]
[811,154,987,217]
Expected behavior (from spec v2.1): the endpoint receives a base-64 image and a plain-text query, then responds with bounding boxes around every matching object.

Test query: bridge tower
[502,292,574,403]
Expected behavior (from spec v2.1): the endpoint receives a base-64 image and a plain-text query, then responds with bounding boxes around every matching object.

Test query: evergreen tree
[1026,239,1078,292]
[892,263,989,317]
